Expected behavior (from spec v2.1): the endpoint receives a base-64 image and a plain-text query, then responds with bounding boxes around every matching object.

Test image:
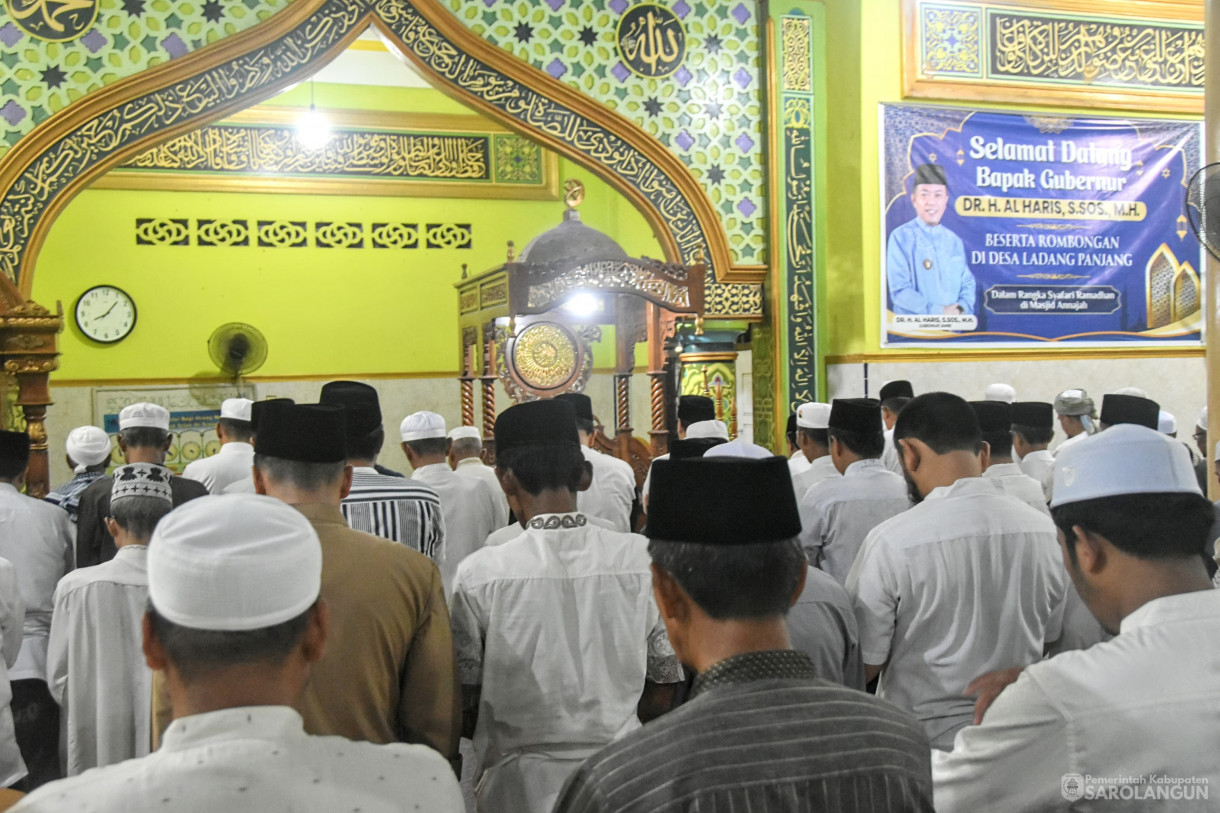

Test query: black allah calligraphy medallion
[616,4,686,79]
[5,0,100,42]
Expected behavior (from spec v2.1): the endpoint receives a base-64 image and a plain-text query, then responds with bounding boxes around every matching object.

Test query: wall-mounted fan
[1186,164,1220,262]
[207,323,268,380]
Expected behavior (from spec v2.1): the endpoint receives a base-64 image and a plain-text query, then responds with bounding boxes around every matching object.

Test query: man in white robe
[0,431,31,788]
[401,412,500,594]
[1052,388,1096,456]
[47,463,173,775]
[1011,401,1055,503]
[556,393,637,532]
[790,402,838,498]
[182,398,254,494]
[641,395,720,512]
[878,380,914,475]
[448,426,509,529]
[972,400,1050,515]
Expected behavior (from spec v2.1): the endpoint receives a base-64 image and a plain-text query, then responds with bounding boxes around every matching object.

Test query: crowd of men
[0,377,1215,812]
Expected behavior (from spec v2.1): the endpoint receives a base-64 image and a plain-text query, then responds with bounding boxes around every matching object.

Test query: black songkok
[912,163,947,188]
[1011,401,1053,429]
[668,437,728,460]
[0,430,30,468]
[554,392,594,421]
[250,398,294,432]
[785,413,797,438]
[646,457,800,545]
[969,400,1012,433]
[677,395,716,427]
[829,398,883,434]
[1100,394,1160,430]
[319,381,382,436]
[495,400,580,455]
[254,404,346,463]
[879,380,914,402]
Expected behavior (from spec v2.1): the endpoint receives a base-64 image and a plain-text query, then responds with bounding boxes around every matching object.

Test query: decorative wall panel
[132,217,472,249]
[905,0,1204,113]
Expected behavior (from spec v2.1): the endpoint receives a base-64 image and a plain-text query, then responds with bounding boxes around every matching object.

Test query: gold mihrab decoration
[513,323,577,389]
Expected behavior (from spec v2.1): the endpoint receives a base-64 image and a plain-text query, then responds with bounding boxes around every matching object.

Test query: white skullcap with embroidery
[796,402,831,430]
[65,426,111,468]
[220,398,253,422]
[400,411,447,442]
[111,462,173,505]
[703,438,774,460]
[1051,424,1200,508]
[119,402,170,431]
[149,494,322,631]
[448,425,481,442]
[685,420,730,441]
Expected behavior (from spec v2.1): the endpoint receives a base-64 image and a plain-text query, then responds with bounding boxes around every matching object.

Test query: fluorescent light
[561,292,601,318]
[296,106,332,150]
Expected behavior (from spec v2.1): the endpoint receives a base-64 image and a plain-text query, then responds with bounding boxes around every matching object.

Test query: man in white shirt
[641,394,726,511]
[878,380,914,475]
[47,463,172,775]
[1052,388,1096,456]
[321,381,444,561]
[12,493,464,813]
[791,402,839,497]
[182,398,255,494]
[847,393,1067,750]
[0,433,33,788]
[785,414,811,476]
[0,430,73,789]
[448,426,509,528]
[972,400,1049,515]
[400,412,501,594]
[1011,401,1055,503]
[556,393,637,532]
[799,398,909,585]
[934,425,1220,812]
[449,399,681,812]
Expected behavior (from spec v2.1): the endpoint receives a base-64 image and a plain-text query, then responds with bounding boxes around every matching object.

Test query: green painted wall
[822,0,1199,358]
[33,157,661,382]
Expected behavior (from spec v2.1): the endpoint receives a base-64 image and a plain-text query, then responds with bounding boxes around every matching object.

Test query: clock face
[75,286,137,344]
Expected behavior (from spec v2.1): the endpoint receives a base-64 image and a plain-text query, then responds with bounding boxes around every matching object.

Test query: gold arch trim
[0,0,747,313]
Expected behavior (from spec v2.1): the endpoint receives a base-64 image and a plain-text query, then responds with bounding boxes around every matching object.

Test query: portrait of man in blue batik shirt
[887,163,977,316]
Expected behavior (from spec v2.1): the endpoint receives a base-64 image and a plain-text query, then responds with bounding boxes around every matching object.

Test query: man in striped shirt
[554,456,933,813]
[320,382,444,561]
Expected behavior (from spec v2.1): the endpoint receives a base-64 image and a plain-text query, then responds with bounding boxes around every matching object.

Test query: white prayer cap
[1053,389,1094,417]
[448,425,481,442]
[220,398,253,422]
[119,402,169,431]
[983,383,1016,403]
[1114,386,1148,399]
[703,438,774,459]
[400,411,447,442]
[111,462,173,505]
[1197,407,1208,431]
[1051,424,1201,508]
[149,494,322,632]
[1157,410,1177,436]
[686,420,730,441]
[65,426,111,467]
[795,402,831,430]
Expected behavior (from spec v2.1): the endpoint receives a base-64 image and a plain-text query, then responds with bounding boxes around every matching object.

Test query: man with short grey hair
[12,493,464,813]
[448,426,509,529]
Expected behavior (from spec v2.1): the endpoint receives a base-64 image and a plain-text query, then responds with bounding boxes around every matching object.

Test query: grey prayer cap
[1053,389,1095,417]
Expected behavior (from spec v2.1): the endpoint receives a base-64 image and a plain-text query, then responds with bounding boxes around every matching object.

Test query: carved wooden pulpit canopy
[454,179,705,482]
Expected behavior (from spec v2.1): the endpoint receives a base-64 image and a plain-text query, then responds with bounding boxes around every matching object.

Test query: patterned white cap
[149,494,322,631]
[686,420,730,441]
[796,402,831,430]
[448,425,481,441]
[983,383,1016,403]
[119,402,170,431]
[220,398,253,422]
[111,462,173,505]
[1157,410,1177,436]
[400,411,447,442]
[65,426,111,467]
[703,438,774,459]
[1051,424,1201,508]
[1114,386,1148,398]
[1197,407,1208,431]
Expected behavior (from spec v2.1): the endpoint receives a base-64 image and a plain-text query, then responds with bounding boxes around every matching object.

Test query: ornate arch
[0,0,758,314]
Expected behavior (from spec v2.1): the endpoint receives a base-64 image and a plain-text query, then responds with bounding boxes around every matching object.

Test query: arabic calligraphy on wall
[906,0,1203,113]
[616,3,686,79]
[97,114,554,199]
[4,0,99,42]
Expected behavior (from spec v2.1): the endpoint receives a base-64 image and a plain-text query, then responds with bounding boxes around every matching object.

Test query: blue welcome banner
[880,104,1203,347]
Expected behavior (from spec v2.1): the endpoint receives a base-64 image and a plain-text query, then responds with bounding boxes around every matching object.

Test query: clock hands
[98,301,119,319]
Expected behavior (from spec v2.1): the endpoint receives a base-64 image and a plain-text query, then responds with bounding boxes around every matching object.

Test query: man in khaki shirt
[155,402,459,768]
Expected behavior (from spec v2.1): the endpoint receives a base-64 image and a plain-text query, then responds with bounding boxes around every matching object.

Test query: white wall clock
[75,285,137,344]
